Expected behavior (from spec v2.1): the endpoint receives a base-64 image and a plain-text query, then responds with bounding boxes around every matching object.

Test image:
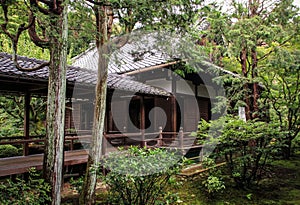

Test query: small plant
[0,144,19,158]
[201,157,225,196]
[203,176,225,194]
[0,168,51,204]
[70,176,85,193]
[246,193,253,200]
[103,146,183,205]
[155,192,182,205]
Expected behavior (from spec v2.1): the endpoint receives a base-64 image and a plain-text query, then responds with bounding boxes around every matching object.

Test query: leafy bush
[292,134,300,154]
[103,146,183,205]
[0,168,51,204]
[70,176,84,193]
[194,115,281,187]
[201,157,225,195]
[204,176,225,194]
[0,145,19,158]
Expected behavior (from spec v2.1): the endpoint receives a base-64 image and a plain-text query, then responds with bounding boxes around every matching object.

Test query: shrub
[103,146,183,205]
[70,176,84,193]
[0,145,19,158]
[0,168,51,204]
[203,176,225,194]
[201,157,225,196]
[194,115,281,188]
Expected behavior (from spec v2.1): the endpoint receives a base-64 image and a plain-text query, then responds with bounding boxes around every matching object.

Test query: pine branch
[257,34,296,62]
[29,0,50,15]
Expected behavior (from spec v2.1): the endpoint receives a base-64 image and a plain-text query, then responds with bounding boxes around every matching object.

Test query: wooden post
[171,96,177,138]
[70,138,74,151]
[158,126,163,146]
[179,127,183,149]
[140,96,146,148]
[171,71,177,137]
[102,132,107,156]
[23,92,30,156]
[200,145,204,162]
[106,92,113,132]
[123,126,127,145]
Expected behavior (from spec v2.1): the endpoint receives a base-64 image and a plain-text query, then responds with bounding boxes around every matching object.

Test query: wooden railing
[0,127,203,158]
[101,127,200,155]
[0,133,92,156]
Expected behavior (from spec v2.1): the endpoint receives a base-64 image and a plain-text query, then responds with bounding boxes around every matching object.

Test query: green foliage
[200,0,299,71]
[103,146,183,205]
[203,175,225,195]
[201,157,225,196]
[246,193,253,200]
[260,46,300,158]
[69,176,85,193]
[0,168,51,204]
[198,0,299,121]
[0,33,50,60]
[195,115,281,187]
[0,144,20,158]
[155,192,182,205]
[219,116,280,187]
[0,0,50,60]
[0,96,46,137]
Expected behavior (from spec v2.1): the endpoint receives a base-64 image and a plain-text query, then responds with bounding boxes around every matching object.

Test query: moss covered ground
[62,153,300,204]
[172,154,300,205]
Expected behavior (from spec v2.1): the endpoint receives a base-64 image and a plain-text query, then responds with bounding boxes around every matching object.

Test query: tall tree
[260,41,300,159]
[200,0,299,119]
[0,1,68,204]
[199,0,300,158]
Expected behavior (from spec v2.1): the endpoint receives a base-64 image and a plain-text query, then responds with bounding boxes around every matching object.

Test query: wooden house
[71,39,235,136]
[0,41,235,176]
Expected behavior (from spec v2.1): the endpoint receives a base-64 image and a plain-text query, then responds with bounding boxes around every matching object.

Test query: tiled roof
[71,37,238,78]
[107,74,169,96]
[0,52,170,96]
[72,40,172,74]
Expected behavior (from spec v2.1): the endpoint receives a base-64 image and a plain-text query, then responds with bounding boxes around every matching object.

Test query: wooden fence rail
[0,127,200,157]
[0,127,206,177]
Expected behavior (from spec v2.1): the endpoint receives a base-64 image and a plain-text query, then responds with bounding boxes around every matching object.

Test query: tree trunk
[251,48,259,119]
[283,136,292,159]
[79,46,108,205]
[240,49,251,120]
[79,5,109,205]
[43,5,68,205]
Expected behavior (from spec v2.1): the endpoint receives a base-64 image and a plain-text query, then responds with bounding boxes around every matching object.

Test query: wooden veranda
[0,127,204,177]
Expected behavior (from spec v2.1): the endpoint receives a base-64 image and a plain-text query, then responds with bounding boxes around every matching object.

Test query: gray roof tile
[0,52,170,96]
[72,43,172,74]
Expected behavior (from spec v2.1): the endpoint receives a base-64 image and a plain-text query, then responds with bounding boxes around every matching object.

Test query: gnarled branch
[28,12,50,48]
[29,0,50,15]
[0,2,50,71]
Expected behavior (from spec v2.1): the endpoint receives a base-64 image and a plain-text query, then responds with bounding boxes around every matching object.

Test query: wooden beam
[170,96,177,133]
[126,60,181,75]
[171,74,177,133]
[23,92,30,156]
[140,96,146,147]
[0,150,89,177]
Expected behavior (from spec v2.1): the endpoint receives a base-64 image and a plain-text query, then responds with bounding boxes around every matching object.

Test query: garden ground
[61,152,300,205]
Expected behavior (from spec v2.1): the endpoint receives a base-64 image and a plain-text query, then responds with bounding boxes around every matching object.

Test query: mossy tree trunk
[43,4,68,205]
[79,5,109,205]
